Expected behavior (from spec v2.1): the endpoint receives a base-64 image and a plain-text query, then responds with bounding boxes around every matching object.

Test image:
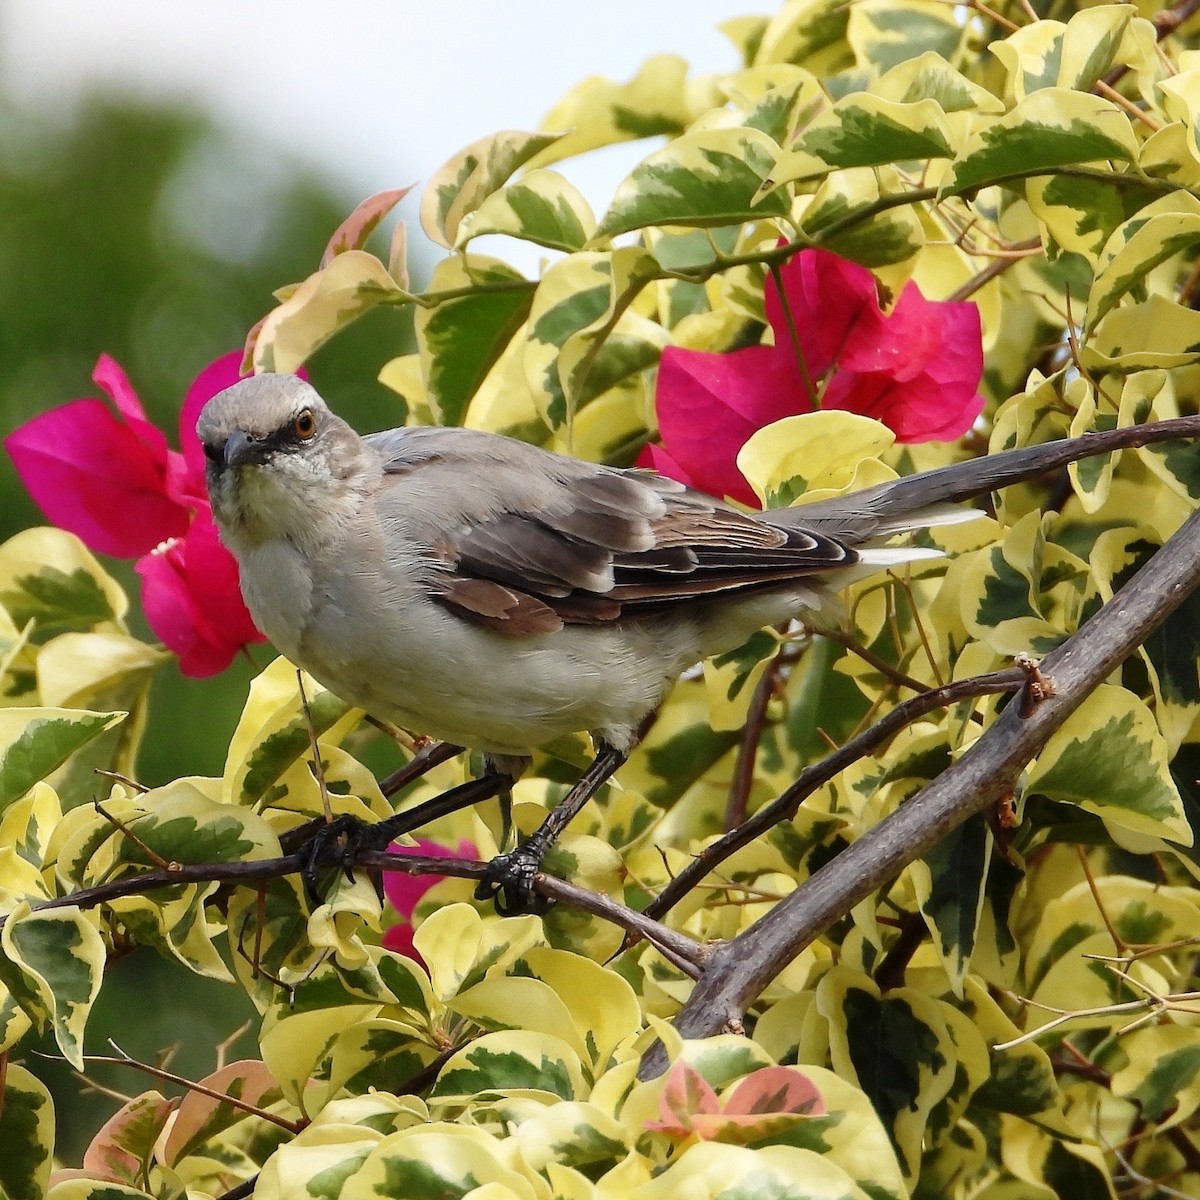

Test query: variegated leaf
[420,129,565,248]
[456,168,595,252]
[595,126,789,240]
[416,254,534,427]
[944,89,1139,196]
[0,904,104,1069]
[770,94,955,184]
[1026,685,1191,846]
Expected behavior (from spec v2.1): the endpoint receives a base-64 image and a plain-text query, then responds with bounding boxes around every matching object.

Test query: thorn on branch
[1015,652,1058,717]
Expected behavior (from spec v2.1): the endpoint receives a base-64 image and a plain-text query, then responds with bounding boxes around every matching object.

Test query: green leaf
[0,707,125,814]
[817,967,956,1183]
[771,94,955,184]
[0,528,127,638]
[595,126,790,239]
[456,168,595,252]
[1086,191,1200,326]
[416,254,534,427]
[0,904,105,1070]
[0,1064,53,1200]
[420,129,565,248]
[910,815,991,992]
[430,1030,585,1102]
[1025,684,1191,846]
[944,89,1139,196]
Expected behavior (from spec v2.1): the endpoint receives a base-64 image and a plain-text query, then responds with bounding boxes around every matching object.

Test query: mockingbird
[198,373,1198,910]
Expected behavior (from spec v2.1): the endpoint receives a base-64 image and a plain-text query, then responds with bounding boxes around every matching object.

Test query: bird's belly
[296,587,692,756]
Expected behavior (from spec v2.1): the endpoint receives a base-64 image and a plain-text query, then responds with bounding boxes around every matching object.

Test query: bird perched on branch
[198,373,1199,910]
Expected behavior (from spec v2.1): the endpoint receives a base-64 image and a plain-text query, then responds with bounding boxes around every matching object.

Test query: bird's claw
[474,847,549,916]
[301,814,385,908]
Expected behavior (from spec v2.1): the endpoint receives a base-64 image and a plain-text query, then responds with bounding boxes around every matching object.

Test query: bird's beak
[222,430,267,469]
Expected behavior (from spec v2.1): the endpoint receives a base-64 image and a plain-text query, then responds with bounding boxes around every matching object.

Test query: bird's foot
[474,842,550,916]
[301,814,389,908]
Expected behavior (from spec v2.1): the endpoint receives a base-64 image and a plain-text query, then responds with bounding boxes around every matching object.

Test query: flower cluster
[4,354,264,676]
[642,248,986,506]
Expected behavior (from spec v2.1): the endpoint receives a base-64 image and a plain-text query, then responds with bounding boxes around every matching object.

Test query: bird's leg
[475,741,627,916]
[302,771,513,906]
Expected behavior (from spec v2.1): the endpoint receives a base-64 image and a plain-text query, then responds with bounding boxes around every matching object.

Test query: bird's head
[197,374,377,552]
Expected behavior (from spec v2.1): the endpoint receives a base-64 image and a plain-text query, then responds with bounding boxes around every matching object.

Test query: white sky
[1,1,756,265]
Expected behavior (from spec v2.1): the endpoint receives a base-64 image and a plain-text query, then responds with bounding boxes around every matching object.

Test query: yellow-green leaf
[535,53,711,165]
[944,89,1139,196]
[1025,684,1191,846]
[0,528,127,636]
[253,251,408,374]
[738,411,897,509]
[0,903,104,1070]
[420,129,565,248]
[1086,191,1200,326]
[457,168,595,253]
[416,253,534,427]
[595,126,789,240]
[0,1064,54,1200]
[0,707,125,814]
[771,94,955,184]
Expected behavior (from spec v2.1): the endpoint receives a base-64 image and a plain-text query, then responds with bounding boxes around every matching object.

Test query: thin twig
[725,647,789,833]
[296,671,332,824]
[643,667,1027,924]
[81,1041,304,1134]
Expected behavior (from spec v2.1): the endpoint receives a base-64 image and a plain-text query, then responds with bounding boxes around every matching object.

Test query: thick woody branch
[644,502,1200,1077]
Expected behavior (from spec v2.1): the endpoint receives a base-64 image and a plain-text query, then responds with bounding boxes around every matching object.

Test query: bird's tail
[764,414,1200,545]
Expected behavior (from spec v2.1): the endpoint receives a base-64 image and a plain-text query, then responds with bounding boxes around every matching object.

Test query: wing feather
[364,425,859,636]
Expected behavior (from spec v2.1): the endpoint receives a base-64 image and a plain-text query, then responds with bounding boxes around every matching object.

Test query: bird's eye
[293,409,317,440]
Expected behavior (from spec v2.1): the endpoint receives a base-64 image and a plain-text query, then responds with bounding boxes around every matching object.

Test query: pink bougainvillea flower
[382,837,480,963]
[136,509,264,678]
[4,352,267,675]
[641,247,986,507]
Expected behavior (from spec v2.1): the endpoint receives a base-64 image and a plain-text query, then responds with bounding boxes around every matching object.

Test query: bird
[197,372,1199,910]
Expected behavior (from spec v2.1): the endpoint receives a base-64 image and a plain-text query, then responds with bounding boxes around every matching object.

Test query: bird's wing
[365,426,858,635]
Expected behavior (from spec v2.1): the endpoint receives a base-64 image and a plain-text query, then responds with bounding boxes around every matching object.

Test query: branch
[645,502,1200,1076]
[642,667,1027,924]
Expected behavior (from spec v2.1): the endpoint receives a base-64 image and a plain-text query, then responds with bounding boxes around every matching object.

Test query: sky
[0,1,757,265]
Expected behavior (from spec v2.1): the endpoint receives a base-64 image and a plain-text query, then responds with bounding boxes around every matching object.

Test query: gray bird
[197,373,1198,909]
